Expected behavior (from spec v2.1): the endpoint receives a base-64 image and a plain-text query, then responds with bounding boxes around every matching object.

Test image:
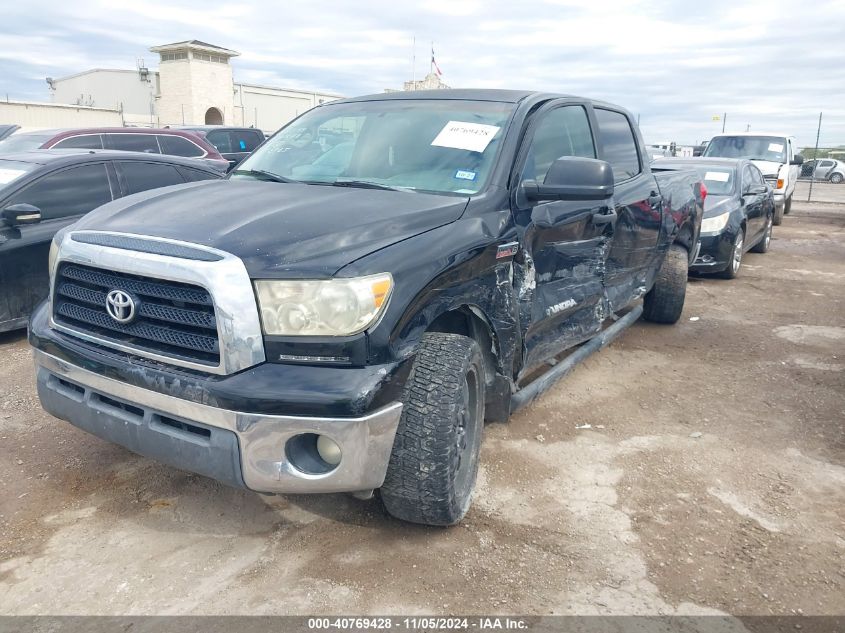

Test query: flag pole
[430,41,434,75]
[411,36,416,90]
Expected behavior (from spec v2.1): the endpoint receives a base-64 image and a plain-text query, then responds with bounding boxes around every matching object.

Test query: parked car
[0,124,19,141]
[29,89,703,526]
[0,128,229,173]
[692,141,708,157]
[173,126,266,170]
[653,158,774,279]
[800,158,845,184]
[0,150,222,332]
[703,132,803,224]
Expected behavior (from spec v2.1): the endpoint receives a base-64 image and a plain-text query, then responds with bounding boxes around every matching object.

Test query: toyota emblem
[105,290,136,324]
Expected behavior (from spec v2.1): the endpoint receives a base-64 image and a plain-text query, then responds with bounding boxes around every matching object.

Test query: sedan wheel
[751,216,772,253]
[831,173,844,184]
[720,231,744,279]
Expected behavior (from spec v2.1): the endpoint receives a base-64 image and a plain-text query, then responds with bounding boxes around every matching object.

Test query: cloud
[1,0,843,146]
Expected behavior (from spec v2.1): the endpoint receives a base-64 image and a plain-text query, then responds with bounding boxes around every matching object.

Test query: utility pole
[808,112,823,202]
[722,112,727,133]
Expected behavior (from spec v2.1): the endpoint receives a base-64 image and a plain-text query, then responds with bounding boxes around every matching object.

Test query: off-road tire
[751,215,772,253]
[784,195,792,215]
[719,229,745,279]
[642,243,688,324]
[381,332,485,526]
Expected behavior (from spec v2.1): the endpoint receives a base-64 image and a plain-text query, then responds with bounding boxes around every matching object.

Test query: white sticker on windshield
[705,171,730,182]
[768,142,784,152]
[0,168,26,185]
[431,121,501,153]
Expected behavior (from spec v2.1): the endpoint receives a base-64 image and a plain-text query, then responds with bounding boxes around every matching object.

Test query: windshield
[232,99,515,195]
[0,133,53,153]
[704,135,787,163]
[0,159,36,194]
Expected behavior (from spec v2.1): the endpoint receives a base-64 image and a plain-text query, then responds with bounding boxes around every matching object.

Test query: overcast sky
[2,0,843,147]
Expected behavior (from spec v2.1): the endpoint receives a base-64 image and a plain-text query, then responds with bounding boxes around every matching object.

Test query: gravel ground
[0,201,843,618]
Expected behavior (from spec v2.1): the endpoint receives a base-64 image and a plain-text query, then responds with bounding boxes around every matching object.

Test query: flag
[431,46,442,76]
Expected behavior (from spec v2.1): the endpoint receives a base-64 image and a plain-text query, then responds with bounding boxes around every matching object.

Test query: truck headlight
[254,274,393,336]
[700,212,730,234]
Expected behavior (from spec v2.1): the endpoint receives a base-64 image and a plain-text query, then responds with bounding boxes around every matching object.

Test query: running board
[510,305,643,413]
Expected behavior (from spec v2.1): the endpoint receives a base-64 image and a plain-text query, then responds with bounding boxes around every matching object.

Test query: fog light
[316,435,342,466]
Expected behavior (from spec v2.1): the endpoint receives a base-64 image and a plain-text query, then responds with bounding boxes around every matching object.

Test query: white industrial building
[40,40,343,132]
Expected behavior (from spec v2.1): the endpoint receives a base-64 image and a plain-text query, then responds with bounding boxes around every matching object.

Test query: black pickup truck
[29,90,703,526]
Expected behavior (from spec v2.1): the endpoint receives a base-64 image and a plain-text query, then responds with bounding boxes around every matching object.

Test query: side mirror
[745,184,768,196]
[523,156,614,202]
[791,154,804,166]
[2,203,41,226]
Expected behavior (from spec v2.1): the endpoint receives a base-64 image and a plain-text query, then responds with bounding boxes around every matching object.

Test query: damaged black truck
[29,90,703,526]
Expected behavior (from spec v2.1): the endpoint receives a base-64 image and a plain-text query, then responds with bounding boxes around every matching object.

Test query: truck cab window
[522,105,595,183]
[594,108,641,183]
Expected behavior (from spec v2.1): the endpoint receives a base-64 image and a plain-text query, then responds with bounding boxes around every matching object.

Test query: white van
[703,133,804,224]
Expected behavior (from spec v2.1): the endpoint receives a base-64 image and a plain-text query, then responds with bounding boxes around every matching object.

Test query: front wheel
[751,215,772,253]
[773,202,784,226]
[720,229,744,279]
[830,173,844,184]
[642,243,688,324]
[784,195,793,215]
[381,332,485,526]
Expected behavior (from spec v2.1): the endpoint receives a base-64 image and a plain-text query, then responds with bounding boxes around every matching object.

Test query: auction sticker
[768,142,784,152]
[432,121,500,153]
[704,171,730,182]
[0,168,27,185]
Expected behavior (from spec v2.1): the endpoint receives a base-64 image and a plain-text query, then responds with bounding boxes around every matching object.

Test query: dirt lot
[1,202,843,618]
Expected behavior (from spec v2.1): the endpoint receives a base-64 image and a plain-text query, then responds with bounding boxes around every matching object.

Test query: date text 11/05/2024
[307,617,530,630]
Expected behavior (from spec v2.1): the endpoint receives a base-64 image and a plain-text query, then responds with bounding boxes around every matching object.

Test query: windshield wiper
[232,168,296,183]
[330,179,408,192]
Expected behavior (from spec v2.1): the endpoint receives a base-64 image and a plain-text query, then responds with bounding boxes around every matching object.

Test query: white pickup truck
[703,132,804,224]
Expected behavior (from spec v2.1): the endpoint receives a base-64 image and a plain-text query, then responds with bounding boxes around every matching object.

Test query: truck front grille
[53,263,220,365]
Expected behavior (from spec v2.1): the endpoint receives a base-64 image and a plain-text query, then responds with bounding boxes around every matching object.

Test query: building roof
[150,40,240,57]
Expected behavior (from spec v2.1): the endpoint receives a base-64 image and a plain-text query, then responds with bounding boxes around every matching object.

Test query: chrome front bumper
[35,349,403,494]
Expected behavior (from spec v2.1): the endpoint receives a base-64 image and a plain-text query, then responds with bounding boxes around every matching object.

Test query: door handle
[592,208,617,225]
[648,192,663,207]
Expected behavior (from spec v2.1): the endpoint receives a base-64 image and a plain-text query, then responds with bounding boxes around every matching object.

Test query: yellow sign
[712,115,721,121]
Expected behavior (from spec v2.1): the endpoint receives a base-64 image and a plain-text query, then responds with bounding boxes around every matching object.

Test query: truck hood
[72,180,469,277]
[749,159,784,177]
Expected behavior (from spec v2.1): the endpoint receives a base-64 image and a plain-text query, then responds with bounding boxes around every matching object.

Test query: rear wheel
[720,229,744,279]
[751,215,772,253]
[831,173,844,184]
[642,244,688,324]
[381,332,485,526]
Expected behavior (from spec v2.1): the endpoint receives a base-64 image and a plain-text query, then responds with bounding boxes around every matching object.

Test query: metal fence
[796,113,845,204]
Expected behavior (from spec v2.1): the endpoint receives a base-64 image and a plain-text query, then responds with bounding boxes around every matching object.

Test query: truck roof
[710,132,795,138]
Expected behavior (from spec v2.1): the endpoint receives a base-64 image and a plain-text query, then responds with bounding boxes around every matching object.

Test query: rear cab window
[594,108,641,182]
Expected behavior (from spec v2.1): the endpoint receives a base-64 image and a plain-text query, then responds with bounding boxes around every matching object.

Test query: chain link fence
[796,113,845,204]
